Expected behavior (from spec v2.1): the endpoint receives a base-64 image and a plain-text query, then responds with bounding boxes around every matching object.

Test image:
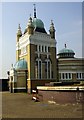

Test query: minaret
[27,15,34,34]
[16,24,22,61]
[17,24,22,42]
[49,20,55,39]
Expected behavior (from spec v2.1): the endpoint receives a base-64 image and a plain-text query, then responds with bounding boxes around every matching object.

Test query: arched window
[35,58,42,79]
[45,59,51,79]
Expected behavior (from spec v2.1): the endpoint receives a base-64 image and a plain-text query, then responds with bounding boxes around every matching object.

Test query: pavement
[2,92,83,119]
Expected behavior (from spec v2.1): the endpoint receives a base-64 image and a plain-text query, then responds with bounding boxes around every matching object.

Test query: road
[2,92,83,119]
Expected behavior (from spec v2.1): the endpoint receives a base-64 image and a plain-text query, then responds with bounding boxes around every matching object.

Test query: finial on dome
[65,43,67,48]
[33,4,36,18]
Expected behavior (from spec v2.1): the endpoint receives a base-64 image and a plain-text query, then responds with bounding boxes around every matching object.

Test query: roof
[58,48,75,54]
[58,47,75,58]
[33,18,44,28]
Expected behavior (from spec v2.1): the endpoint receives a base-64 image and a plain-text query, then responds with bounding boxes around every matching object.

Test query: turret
[16,24,22,42]
[16,24,22,61]
[49,20,55,39]
[27,16,34,35]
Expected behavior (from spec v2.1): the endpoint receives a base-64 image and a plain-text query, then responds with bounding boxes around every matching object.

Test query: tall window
[45,46,47,52]
[39,61,41,79]
[35,45,37,51]
[39,45,41,52]
[35,59,42,79]
[48,61,50,79]
[45,62,47,78]
[35,61,38,79]
[42,46,44,52]
[45,60,51,79]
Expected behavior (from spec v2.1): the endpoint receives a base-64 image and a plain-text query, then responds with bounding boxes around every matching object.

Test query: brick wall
[38,90,84,104]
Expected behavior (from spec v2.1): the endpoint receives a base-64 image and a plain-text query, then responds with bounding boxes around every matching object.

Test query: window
[45,46,47,52]
[82,73,84,79]
[35,59,42,79]
[69,73,71,79]
[42,46,44,52]
[62,73,65,79]
[48,61,50,79]
[61,73,72,80]
[39,45,41,52]
[76,73,84,79]
[36,45,37,51]
[45,60,51,79]
[35,61,38,79]
[39,61,41,79]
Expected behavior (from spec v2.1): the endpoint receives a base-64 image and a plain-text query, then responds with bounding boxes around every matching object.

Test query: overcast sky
[1,2,82,78]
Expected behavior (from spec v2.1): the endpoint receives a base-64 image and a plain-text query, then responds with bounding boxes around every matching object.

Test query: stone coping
[37,86,84,91]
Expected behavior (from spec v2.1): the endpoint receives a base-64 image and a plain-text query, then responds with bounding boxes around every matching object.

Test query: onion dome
[14,59,27,70]
[32,18,46,33]
[33,18,44,28]
[24,4,46,34]
[58,44,75,58]
[17,24,22,37]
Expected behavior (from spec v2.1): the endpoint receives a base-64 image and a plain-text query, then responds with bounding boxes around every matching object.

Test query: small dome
[14,59,27,70]
[59,48,75,54]
[33,18,44,28]
[58,45,75,58]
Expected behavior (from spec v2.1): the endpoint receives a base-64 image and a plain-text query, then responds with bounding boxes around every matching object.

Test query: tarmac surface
[2,92,83,119]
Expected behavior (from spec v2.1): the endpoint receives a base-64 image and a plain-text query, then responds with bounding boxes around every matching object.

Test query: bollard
[32,89,39,102]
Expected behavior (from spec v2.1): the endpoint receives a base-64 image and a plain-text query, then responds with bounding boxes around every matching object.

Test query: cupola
[58,44,75,58]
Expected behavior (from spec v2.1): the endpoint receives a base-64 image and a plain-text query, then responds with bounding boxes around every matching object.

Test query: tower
[9,4,58,93]
[27,16,34,34]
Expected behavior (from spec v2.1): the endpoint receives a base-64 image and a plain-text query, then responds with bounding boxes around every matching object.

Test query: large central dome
[32,17,46,33]
[24,4,47,34]
[33,18,44,28]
